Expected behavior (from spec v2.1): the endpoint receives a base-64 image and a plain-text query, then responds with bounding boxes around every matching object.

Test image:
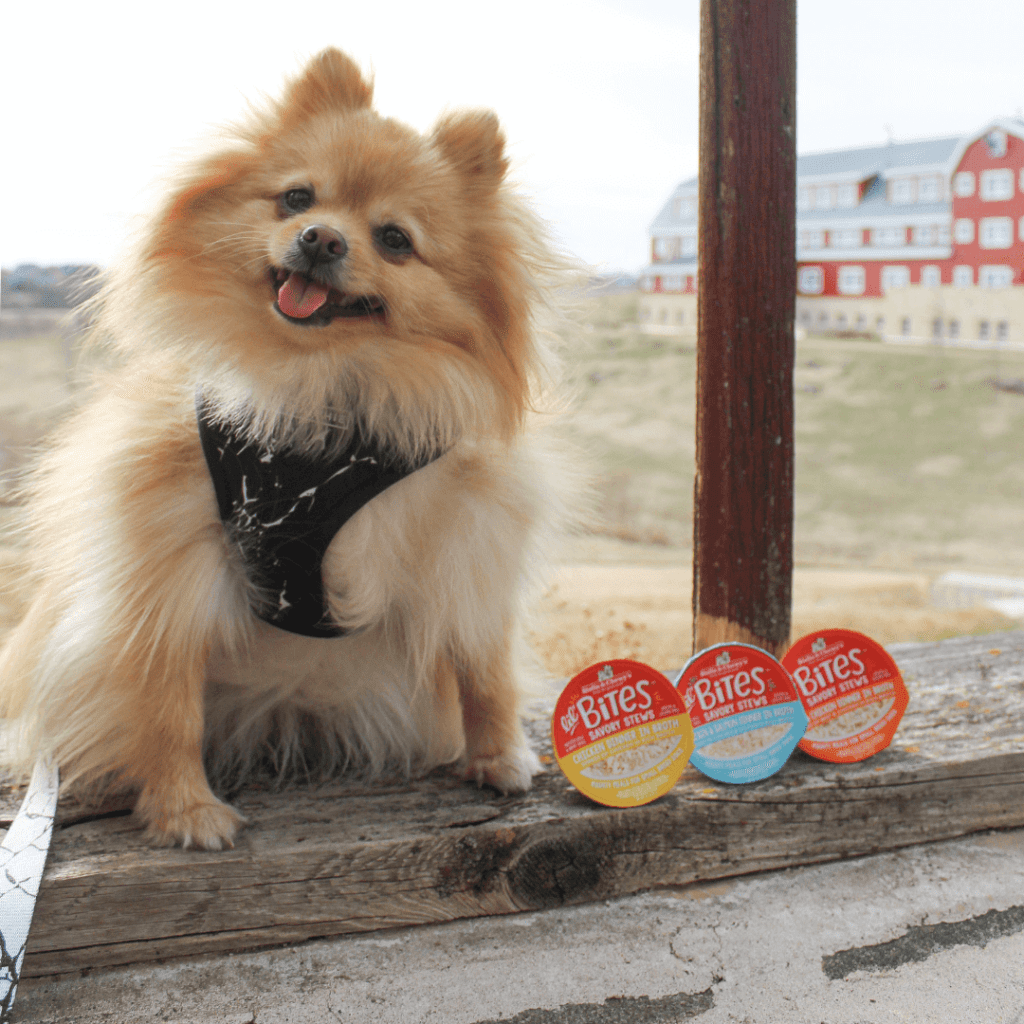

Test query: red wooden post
[693,0,797,658]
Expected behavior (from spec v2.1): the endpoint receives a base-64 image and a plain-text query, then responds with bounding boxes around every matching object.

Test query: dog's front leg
[455,635,541,795]
[125,642,244,850]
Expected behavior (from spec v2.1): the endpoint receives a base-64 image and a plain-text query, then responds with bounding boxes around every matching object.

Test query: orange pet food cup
[782,628,909,763]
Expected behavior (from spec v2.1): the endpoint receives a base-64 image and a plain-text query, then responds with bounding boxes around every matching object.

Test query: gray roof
[796,135,961,179]
[650,177,698,232]
[650,133,974,232]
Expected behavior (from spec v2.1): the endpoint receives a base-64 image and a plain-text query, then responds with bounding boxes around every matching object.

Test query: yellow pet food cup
[552,659,694,807]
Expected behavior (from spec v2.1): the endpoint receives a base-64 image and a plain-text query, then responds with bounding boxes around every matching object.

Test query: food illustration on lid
[551,659,694,807]
[782,628,909,763]
[679,642,808,784]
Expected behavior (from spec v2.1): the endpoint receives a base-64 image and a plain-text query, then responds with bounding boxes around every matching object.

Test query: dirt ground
[529,535,1015,679]
[0,534,1009,684]
[0,308,1018,682]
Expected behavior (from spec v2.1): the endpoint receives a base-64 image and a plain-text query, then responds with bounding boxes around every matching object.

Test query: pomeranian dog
[0,48,571,849]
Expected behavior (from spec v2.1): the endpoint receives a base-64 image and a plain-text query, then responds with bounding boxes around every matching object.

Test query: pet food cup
[782,628,909,763]
[552,659,694,807]
[678,642,808,784]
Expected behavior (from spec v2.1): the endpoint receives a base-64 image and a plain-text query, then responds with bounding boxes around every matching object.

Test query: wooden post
[693,0,797,657]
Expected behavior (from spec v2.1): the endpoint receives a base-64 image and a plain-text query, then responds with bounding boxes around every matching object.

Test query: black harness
[196,396,442,638]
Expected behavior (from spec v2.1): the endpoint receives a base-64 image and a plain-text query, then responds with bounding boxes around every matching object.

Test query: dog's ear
[149,150,259,264]
[278,48,374,124]
[158,153,257,230]
[432,111,508,190]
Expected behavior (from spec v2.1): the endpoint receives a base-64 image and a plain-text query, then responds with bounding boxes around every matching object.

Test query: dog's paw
[463,745,543,794]
[138,796,246,851]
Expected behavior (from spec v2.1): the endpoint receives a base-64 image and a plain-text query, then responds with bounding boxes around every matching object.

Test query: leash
[0,758,59,1023]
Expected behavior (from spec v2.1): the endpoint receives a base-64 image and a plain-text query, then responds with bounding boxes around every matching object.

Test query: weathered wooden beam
[694,0,797,656]
[11,631,1024,977]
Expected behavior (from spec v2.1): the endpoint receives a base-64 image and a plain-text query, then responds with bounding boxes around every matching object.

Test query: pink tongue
[277,273,330,318]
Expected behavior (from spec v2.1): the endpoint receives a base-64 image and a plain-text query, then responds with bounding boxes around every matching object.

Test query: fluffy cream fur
[0,49,574,849]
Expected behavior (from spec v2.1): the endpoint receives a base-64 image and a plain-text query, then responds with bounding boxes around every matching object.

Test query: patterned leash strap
[0,758,59,1023]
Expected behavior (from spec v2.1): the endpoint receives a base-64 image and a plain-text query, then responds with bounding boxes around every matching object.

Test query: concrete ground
[18,826,1024,1024]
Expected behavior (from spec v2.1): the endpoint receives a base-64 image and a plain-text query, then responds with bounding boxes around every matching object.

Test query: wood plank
[694,0,797,655]
[11,630,1024,977]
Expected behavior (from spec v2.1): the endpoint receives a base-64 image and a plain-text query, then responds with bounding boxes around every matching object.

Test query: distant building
[638,118,1024,344]
[0,264,101,310]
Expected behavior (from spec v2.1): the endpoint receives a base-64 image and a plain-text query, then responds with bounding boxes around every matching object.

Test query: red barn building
[639,119,1024,345]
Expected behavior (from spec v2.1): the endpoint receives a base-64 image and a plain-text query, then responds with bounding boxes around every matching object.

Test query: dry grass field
[0,299,1019,681]
[529,293,1021,676]
[554,293,1024,573]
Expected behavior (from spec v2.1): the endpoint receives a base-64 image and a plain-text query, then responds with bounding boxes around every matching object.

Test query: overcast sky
[3,0,1022,275]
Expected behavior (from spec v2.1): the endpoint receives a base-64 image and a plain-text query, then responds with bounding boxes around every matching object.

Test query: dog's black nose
[297,225,348,266]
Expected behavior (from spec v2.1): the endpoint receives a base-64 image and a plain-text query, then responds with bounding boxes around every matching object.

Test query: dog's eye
[377,225,413,254]
[279,188,314,215]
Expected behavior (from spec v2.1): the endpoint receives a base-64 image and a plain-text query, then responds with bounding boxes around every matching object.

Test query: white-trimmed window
[979,265,1013,289]
[954,171,976,197]
[832,228,861,248]
[800,229,825,249]
[873,226,905,247]
[798,266,824,294]
[797,186,812,211]
[953,265,974,288]
[953,219,975,244]
[663,275,684,291]
[921,265,941,287]
[986,130,1009,158]
[881,265,910,291]
[653,236,678,260]
[680,234,697,256]
[837,265,866,295]
[837,183,858,208]
[938,224,952,245]
[980,168,1014,201]
[674,196,697,219]
[814,186,835,209]
[980,217,1013,249]
[918,176,941,202]
[891,178,916,204]
[913,225,937,246]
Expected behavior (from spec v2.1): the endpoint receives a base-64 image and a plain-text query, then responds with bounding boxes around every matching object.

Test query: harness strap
[0,757,59,1022]
[197,396,444,637]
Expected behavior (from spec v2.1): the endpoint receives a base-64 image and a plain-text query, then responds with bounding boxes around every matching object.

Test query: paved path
[17,826,1024,1023]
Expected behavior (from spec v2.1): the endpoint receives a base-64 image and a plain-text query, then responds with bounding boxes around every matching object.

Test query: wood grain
[694,0,797,655]
[9,630,1024,977]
